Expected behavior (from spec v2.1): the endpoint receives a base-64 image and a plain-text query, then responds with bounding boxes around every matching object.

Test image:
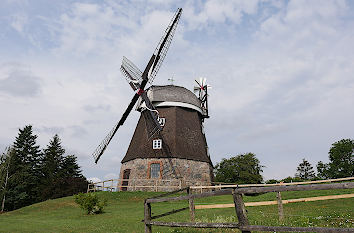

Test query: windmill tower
[92,8,213,191]
[120,84,213,190]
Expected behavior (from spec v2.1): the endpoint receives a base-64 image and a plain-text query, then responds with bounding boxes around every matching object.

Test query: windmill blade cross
[92,8,182,164]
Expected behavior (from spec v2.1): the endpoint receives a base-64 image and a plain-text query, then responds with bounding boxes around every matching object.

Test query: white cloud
[1,0,353,182]
[0,63,41,97]
[10,13,28,33]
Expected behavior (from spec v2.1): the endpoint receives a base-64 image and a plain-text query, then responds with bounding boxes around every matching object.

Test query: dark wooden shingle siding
[121,106,212,164]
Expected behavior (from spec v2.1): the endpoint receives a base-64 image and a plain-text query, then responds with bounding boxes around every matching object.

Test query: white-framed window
[153,139,162,149]
[150,163,161,178]
[158,117,166,127]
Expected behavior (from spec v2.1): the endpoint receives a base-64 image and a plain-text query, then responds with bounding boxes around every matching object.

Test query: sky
[0,0,353,182]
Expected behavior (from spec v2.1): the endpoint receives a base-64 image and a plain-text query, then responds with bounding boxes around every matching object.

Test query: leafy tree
[316,161,331,179]
[265,179,279,184]
[317,139,354,179]
[214,153,263,184]
[295,159,315,180]
[0,147,15,212]
[5,125,42,210]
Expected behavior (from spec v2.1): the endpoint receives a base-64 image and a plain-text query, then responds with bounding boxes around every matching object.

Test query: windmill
[92,8,182,164]
[92,8,213,191]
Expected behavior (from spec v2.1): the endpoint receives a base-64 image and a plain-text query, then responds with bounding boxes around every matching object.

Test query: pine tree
[41,134,87,199]
[295,159,315,180]
[54,154,87,198]
[6,125,42,210]
[41,134,65,200]
[61,155,84,178]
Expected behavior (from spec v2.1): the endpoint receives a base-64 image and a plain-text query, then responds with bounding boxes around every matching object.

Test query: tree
[316,161,330,179]
[214,153,263,184]
[317,139,354,179]
[295,159,315,180]
[5,125,42,210]
[41,134,65,200]
[0,147,15,212]
[41,135,87,200]
[55,154,88,198]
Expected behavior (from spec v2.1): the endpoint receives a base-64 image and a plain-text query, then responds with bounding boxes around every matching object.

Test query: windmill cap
[136,85,205,115]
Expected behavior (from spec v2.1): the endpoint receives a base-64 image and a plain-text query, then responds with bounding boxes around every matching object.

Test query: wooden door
[121,169,131,191]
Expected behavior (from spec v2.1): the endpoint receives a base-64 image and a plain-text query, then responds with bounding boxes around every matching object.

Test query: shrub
[74,193,107,215]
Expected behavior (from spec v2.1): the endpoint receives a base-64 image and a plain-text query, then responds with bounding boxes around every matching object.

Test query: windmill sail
[92,91,141,163]
[120,56,143,90]
[148,8,182,83]
[140,92,162,139]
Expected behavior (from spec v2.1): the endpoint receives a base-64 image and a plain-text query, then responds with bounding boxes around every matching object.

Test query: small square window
[158,117,166,127]
[153,139,162,149]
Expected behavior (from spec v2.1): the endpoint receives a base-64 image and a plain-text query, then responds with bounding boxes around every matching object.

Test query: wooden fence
[144,182,354,233]
[88,176,354,193]
[190,176,354,192]
[87,178,210,192]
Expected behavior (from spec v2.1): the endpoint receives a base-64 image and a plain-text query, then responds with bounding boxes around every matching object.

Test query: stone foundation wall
[119,158,213,191]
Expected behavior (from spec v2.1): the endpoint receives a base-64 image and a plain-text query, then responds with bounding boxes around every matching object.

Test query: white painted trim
[140,101,204,114]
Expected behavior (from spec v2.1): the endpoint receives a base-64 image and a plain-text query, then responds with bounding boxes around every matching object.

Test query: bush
[74,193,107,215]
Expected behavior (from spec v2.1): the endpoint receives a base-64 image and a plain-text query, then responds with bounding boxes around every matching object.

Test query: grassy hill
[0,189,353,232]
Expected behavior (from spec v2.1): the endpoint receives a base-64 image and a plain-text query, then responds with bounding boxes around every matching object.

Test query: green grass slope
[0,189,353,233]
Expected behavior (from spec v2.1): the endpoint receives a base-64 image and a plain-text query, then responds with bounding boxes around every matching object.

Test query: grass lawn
[0,189,353,232]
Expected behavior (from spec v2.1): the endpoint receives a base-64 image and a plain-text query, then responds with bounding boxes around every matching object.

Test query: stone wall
[119,158,213,191]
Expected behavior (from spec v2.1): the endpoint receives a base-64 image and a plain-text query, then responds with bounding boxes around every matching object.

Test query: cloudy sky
[1,0,353,182]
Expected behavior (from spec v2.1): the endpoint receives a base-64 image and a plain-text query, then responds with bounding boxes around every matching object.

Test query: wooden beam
[187,188,195,222]
[195,193,354,209]
[241,225,354,232]
[276,191,284,222]
[148,222,354,232]
[149,221,240,228]
[144,201,152,233]
[146,182,354,203]
[233,191,250,233]
[193,177,354,189]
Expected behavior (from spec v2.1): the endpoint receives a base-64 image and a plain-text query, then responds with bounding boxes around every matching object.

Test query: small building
[119,85,213,191]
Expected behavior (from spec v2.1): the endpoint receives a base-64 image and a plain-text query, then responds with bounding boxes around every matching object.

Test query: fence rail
[144,181,354,233]
[88,177,354,193]
[87,178,211,192]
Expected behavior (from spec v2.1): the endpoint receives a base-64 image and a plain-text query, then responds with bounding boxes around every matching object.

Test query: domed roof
[137,85,205,114]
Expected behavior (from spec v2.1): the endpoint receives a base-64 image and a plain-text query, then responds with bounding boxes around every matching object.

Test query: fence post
[276,191,284,222]
[187,187,195,222]
[144,200,152,233]
[233,189,251,233]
